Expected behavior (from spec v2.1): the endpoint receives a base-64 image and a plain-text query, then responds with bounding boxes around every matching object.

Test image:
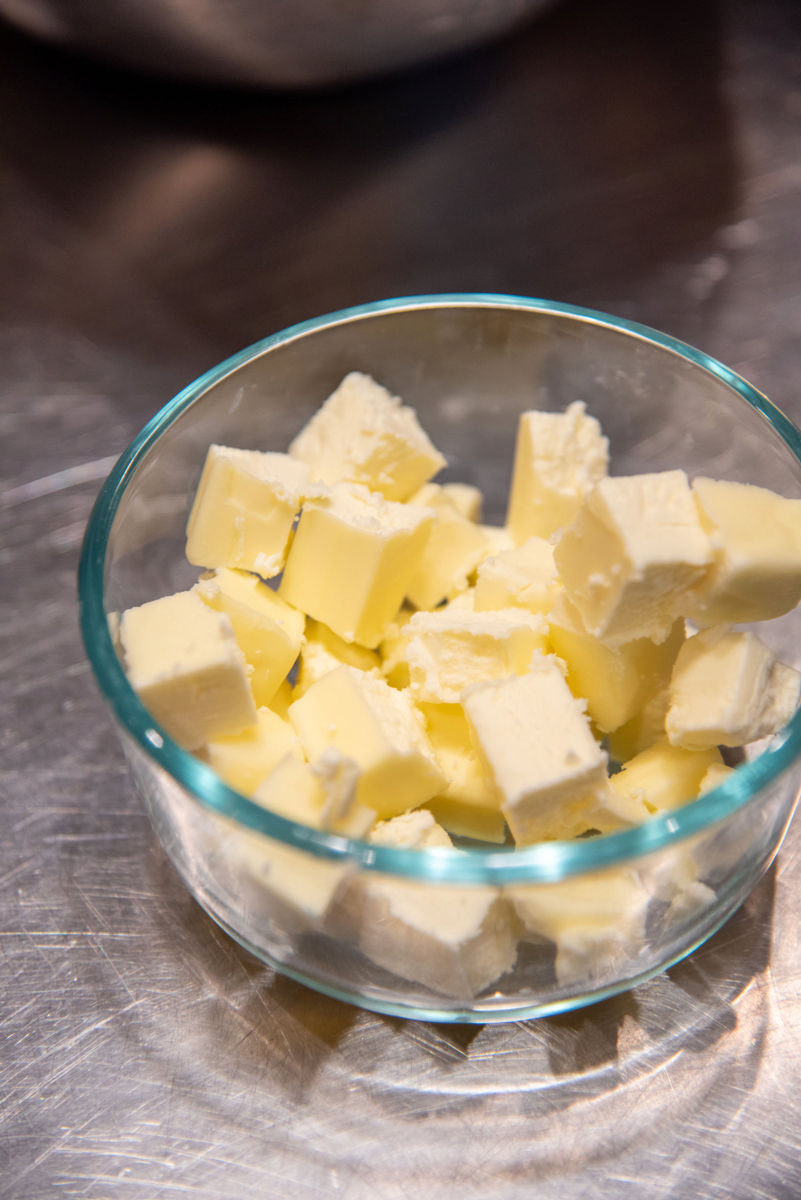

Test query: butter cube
[203,706,304,796]
[418,703,507,843]
[288,665,445,819]
[507,867,649,985]
[474,536,562,616]
[227,826,353,931]
[253,751,376,838]
[409,480,484,523]
[609,740,724,814]
[340,813,519,996]
[278,484,434,649]
[548,599,685,733]
[294,617,381,698]
[462,655,609,844]
[120,590,256,750]
[404,606,550,705]
[194,567,304,706]
[687,477,801,625]
[666,627,801,750]
[288,371,446,501]
[186,446,321,578]
[553,470,713,643]
[506,402,609,543]
[405,504,494,611]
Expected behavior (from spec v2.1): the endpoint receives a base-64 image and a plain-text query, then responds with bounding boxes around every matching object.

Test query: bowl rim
[78,291,801,885]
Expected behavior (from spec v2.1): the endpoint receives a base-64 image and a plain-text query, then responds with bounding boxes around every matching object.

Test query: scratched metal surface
[3,0,801,1195]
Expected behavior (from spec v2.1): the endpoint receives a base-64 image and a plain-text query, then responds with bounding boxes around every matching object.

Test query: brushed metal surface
[4,0,801,1193]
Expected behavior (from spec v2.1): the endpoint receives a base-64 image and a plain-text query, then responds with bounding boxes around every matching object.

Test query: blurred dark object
[0,0,561,87]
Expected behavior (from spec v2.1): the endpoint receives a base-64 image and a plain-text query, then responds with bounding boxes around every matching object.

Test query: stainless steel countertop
[3,1,801,1194]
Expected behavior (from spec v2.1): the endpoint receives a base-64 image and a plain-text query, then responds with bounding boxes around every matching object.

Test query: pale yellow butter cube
[474,536,562,616]
[288,371,446,501]
[609,740,724,814]
[666,627,801,750]
[506,402,609,543]
[120,590,256,750]
[404,606,549,705]
[294,617,381,699]
[553,470,713,643]
[462,655,609,844]
[687,476,801,625]
[548,598,685,733]
[185,446,321,578]
[408,480,484,523]
[337,813,519,997]
[278,484,433,649]
[203,706,304,796]
[288,665,445,819]
[194,567,304,706]
[418,703,506,843]
[405,505,494,611]
[507,867,648,985]
[253,750,375,838]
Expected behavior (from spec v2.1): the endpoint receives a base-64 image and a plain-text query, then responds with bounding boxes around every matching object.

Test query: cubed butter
[553,470,713,643]
[474,536,562,616]
[288,665,446,819]
[408,480,484,523]
[686,477,801,625]
[666,627,801,749]
[462,654,610,843]
[294,617,381,698]
[203,706,304,796]
[418,703,507,843]
[120,590,256,750]
[341,813,519,997]
[288,371,446,501]
[279,483,433,649]
[185,446,321,577]
[609,740,724,814]
[548,598,685,733]
[507,867,649,985]
[194,567,304,706]
[405,503,494,611]
[404,606,550,704]
[506,401,609,543]
[253,750,375,838]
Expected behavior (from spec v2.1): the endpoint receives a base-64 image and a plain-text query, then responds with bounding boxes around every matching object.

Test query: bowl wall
[80,295,801,1020]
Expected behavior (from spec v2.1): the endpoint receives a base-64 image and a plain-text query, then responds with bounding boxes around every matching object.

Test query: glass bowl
[78,294,801,1023]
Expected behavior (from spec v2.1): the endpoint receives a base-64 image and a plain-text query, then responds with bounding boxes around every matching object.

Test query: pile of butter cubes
[119,372,801,852]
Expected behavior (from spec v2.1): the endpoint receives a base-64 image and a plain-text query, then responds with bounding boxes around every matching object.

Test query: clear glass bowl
[78,294,801,1022]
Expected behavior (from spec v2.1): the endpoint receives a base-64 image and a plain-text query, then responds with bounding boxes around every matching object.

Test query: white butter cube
[462,654,610,844]
[666,627,801,749]
[506,402,609,543]
[288,665,445,819]
[194,567,304,707]
[405,503,494,611]
[288,371,446,501]
[687,476,801,625]
[404,606,549,705]
[186,446,321,578]
[554,470,713,643]
[278,484,433,649]
[120,590,256,750]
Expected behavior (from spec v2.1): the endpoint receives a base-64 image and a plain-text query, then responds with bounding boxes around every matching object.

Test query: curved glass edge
[203,884,751,1025]
[78,292,801,887]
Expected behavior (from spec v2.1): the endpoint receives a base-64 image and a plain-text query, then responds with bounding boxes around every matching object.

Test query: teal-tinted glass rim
[78,292,801,886]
